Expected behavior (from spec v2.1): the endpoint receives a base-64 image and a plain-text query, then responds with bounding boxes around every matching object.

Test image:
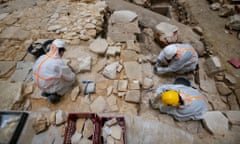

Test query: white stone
[106,46,121,56]
[47,25,62,31]
[110,10,138,24]
[203,111,229,135]
[71,131,82,144]
[83,119,94,138]
[143,77,153,89]
[105,118,118,126]
[78,56,92,72]
[155,22,178,44]
[110,125,122,140]
[55,110,66,125]
[89,38,108,54]
[118,80,128,92]
[90,96,106,113]
[102,62,119,79]
[224,111,240,125]
[107,86,113,96]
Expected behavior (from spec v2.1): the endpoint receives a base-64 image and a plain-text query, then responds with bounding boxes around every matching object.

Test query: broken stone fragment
[32,114,48,134]
[227,14,240,31]
[71,86,80,101]
[71,131,82,144]
[83,119,94,138]
[105,118,118,127]
[110,124,122,140]
[78,56,92,72]
[76,118,86,133]
[55,110,67,125]
[89,38,108,55]
[102,62,119,79]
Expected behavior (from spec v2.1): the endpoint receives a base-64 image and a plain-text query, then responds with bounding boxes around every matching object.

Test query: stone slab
[0,81,22,110]
[0,61,16,78]
[224,111,240,125]
[10,61,34,82]
[123,61,142,82]
[0,26,30,41]
[90,96,106,113]
[125,90,141,103]
[203,111,229,135]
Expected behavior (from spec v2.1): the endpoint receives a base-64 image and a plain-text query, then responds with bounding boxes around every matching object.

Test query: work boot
[48,94,60,104]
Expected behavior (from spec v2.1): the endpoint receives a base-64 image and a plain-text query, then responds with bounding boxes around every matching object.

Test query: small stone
[125,90,141,103]
[83,119,94,138]
[90,96,106,113]
[210,3,221,11]
[128,80,140,90]
[76,118,86,133]
[225,73,237,85]
[117,64,123,72]
[110,125,122,140]
[113,80,119,94]
[214,73,224,81]
[227,14,240,31]
[110,10,138,23]
[107,95,117,106]
[118,80,128,92]
[155,22,178,44]
[227,94,240,110]
[143,77,153,89]
[224,111,240,125]
[47,25,62,31]
[71,86,80,101]
[55,110,66,125]
[192,26,203,36]
[89,38,108,55]
[106,46,121,56]
[203,111,228,135]
[71,131,82,144]
[102,62,119,79]
[78,56,92,72]
[216,82,232,96]
[105,118,118,126]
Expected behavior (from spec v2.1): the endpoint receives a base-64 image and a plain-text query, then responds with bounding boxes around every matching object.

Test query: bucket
[174,77,191,87]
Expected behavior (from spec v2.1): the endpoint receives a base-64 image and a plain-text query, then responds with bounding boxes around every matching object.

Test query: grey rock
[102,62,119,79]
[216,82,232,96]
[109,20,140,34]
[89,38,108,55]
[107,32,136,42]
[90,96,106,113]
[123,61,142,82]
[203,111,228,135]
[78,56,92,72]
[110,10,138,24]
[125,90,141,103]
[224,111,240,125]
[228,14,240,31]
[205,56,224,76]
[0,26,30,41]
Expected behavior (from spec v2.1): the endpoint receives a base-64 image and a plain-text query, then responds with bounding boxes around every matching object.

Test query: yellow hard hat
[161,90,180,106]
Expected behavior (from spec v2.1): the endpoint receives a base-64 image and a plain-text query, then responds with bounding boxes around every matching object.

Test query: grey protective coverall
[155,84,208,121]
[156,44,198,74]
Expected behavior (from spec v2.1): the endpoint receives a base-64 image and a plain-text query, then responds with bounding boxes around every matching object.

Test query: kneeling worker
[150,84,208,121]
[32,39,75,104]
[154,43,198,74]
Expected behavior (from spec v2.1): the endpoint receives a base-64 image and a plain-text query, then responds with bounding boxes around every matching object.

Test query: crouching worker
[32,39,75,104]
[149,84,208,121]
[154,43,198,74]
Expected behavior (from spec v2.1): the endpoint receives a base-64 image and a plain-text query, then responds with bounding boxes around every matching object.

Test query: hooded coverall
[155,84,208,121]
[32,44,75,96]
[156,44,198,74]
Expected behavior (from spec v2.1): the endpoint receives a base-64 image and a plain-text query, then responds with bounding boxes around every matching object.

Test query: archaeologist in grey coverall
[149,84,208,121]
[154,43,198,74]
[32,39,75,104]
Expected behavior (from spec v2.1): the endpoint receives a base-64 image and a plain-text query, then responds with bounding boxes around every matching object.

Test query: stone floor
[0,0,240,144]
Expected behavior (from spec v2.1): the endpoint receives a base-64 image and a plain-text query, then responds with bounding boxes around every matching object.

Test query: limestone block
[89,38,108,55]
[110,10,138,24]
[71,86,80,101]
[55,110,66,125]
[125,90,141,103]
[90,96,106,112]
[143,77,153,89]
[76,118,86,133]
[203,111,229,135]
[123,61,142,82]
[102,62,119,79]
[227,14,240,31]
[118,80,128,92]
[205,56,224,76]
[106,46,121,56]
[83,119,94,138]
[227,94,239,110]
[78,56,92,72]
[0,26,30,41]
[155,22,178,44]
[224,111,240,125]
